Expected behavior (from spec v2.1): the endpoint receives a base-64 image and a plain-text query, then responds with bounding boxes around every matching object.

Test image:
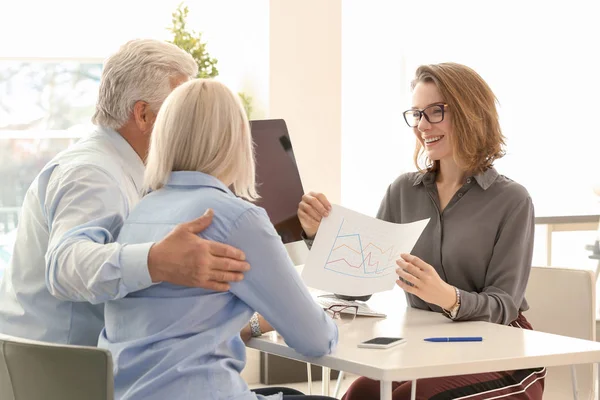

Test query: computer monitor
[250,119,369,300]
[250,119,305,244]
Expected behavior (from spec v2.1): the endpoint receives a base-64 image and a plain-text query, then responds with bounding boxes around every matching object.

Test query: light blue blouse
[98,171,338,400]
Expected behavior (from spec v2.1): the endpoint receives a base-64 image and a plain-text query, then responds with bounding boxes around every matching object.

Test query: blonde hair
[92,39,198,129]
[144,79,258,201]
[411,63,506,174]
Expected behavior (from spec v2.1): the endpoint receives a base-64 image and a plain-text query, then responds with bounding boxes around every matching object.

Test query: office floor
[248,373,359,398]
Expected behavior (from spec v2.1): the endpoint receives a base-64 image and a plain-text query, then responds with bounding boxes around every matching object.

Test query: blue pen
[424,337,483,342]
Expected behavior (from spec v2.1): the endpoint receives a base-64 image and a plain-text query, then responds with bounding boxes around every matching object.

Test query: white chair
[0,334,114,400]
[524,266,597,400]
[585,240,600,279]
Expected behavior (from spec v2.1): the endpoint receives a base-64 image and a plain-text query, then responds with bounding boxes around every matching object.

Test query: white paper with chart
[301,205,429,296]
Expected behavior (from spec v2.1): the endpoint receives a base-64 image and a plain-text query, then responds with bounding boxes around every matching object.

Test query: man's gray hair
[92,39,198,129]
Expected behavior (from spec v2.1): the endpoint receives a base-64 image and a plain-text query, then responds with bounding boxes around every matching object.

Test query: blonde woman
[299,63,545,399]
[98,79,338,400]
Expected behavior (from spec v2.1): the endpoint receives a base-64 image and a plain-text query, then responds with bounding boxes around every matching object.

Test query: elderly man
[0,39,250,346]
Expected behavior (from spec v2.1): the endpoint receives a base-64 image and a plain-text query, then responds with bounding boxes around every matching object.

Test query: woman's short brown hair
[411,63,506,174]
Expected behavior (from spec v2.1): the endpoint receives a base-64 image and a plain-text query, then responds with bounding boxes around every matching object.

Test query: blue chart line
[324,218,399,279]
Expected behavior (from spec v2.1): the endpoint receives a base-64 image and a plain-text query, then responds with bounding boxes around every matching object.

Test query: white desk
[247,289,600,400]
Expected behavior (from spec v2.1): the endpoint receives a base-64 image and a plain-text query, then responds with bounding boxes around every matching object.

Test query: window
[0,60,102,278]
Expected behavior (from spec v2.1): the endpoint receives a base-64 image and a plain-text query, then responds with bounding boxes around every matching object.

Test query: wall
[269,0,342,203]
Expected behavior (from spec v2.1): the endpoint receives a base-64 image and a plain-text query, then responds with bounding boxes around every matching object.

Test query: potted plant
[167,3,253,118]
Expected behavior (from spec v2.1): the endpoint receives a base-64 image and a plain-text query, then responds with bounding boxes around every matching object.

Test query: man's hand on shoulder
[148,209,250,291]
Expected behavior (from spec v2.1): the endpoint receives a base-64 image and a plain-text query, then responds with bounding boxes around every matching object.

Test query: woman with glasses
[298,63,545,399]
[98,79,339,400]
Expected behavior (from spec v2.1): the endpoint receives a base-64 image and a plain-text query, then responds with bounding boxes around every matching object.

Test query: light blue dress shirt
[98,171,338,400]
[0,127,153,345]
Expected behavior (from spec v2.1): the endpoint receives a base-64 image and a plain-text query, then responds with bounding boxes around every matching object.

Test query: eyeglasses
[402,103,448,128]
[325,304,358,325]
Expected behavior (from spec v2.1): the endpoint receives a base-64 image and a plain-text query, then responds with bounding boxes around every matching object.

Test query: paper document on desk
[301,205,429,296]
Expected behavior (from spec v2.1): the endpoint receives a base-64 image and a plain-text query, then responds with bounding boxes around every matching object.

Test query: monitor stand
[334,293,372,302]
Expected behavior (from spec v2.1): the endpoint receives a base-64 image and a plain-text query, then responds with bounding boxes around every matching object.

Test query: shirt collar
[96,126,145,192]
[412,171,432,186]
[412,166,499,190]
[165,171,234,195]
[473,167,499,190]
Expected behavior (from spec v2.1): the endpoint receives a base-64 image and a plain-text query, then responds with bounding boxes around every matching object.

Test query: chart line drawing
[324,218,400,278]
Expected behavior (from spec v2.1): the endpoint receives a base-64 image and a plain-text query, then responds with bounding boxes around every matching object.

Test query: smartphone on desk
[357,337,406,349]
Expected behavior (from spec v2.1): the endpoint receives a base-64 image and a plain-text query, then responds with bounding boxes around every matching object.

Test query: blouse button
[458,193,463,198]
[466,178,472,184]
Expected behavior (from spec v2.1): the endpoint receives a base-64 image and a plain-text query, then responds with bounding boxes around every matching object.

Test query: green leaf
[167,2,219,79]
[166,2,252,115]
[238,92,253,119]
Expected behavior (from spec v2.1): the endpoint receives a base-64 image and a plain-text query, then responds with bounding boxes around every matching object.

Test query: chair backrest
[0,334,113,400]
[524,266,596,400]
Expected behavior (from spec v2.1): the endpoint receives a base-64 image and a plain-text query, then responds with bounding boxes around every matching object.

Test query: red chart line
[326,252,380,269]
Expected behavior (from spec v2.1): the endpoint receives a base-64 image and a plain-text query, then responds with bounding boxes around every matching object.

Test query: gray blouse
[377,167,534,325]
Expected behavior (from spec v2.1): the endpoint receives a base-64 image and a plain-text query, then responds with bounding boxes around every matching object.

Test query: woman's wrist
[241,325,252,343]
[301,229,316,241]
[259,315,274,335]
[441,284,459,310]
